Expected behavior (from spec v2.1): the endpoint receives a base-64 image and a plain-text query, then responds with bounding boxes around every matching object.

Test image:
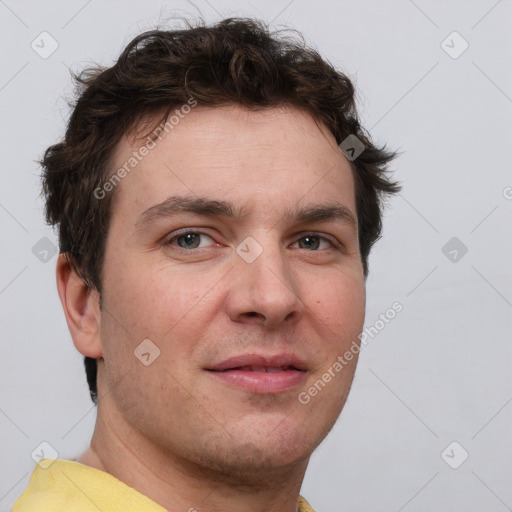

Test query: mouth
[206,355,308,394]
[211,365,303,373]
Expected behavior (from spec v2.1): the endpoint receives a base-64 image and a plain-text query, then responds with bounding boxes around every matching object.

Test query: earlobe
[56,254,103,359]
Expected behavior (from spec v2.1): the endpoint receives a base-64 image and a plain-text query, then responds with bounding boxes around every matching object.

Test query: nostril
[245,311,265,320]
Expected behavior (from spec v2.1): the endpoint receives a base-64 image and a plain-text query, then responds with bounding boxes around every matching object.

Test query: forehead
[109,104,356,221]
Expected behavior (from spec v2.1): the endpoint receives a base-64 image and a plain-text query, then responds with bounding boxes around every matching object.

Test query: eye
[165,231,215,250]
[292,233,337,251]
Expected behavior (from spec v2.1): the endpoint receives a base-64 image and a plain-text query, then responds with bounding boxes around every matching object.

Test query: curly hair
[41,17,400,404]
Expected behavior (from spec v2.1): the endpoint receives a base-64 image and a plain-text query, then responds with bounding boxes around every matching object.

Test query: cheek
[308,272,365,341]
[101,260,223,380]
[302,277,364,425]
[103,260,204,334]
[98,263,209,414]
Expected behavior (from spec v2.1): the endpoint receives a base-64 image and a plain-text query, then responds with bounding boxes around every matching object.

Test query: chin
[179,423,312,477]
[230,427,316,470]
[190,441,310,487]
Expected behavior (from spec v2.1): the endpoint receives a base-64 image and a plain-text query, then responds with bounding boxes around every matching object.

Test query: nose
[225,240,305,329]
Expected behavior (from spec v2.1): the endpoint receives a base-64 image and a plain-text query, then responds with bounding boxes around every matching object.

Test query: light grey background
[1,0,511,510]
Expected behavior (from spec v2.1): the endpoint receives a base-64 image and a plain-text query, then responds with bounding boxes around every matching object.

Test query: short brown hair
[42,17,399,404]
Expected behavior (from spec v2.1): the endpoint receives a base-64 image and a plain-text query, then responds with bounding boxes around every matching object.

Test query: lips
[207,354,308,372]
[229,365,298,373]
[206,354,308,394]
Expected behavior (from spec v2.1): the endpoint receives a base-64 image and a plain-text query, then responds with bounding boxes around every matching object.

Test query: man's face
[97,104,365,476]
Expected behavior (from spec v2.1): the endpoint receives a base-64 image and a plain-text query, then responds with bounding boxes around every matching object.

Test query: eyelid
[162,229,343,251]
[163,228,217,247]
[292,231,343,250]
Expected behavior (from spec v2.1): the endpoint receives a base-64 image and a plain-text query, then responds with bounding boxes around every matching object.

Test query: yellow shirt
[13,459,315,512]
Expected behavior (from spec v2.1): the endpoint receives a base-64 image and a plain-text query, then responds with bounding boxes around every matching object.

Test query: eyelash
[164,229,341,251]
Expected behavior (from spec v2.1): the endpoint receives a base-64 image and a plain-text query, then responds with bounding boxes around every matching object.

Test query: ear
[56,254,103,359]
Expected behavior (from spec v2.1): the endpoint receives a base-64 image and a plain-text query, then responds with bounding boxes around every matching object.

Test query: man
[13,17,399,512]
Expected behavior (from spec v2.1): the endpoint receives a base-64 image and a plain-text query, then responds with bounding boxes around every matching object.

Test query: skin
[57,104,366,512]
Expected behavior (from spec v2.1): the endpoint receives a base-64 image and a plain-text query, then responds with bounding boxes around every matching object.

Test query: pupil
[178,233,200,249]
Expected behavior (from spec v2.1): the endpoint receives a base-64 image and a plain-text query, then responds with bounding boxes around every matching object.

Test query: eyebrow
[137,195,356,228]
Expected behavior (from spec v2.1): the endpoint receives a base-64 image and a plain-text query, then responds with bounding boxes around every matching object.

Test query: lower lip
[207,369,307,394]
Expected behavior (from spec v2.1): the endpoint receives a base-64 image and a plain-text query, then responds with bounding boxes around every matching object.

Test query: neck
[77,405,309,512]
